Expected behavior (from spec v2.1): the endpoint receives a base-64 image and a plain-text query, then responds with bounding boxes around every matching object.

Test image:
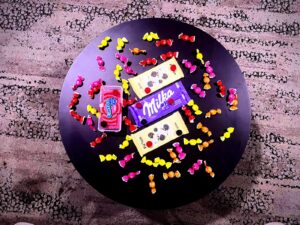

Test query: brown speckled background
[0,0,300,224]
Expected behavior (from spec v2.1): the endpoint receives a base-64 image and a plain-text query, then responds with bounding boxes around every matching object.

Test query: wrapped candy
[167,148,180,163]
[163,170,181,180]
[178,33,195,42]
[148,174,156,194]
[187,99,202,115]
[205,108,222,118]
[190,84,206,98]
[87,104,100,118]
[88,78,104,99]
[183,138,202,146]
[124,64,137,75]
[72,75,84,91]
[115,53,129,64]
[155,39,173,47]
[172,142,186,160]
[123,116,138,132]
[216,80,226,97]
[86,115,96,131]
[204,161,215,178]
[119,135,132,149]
[90,133,107,148]
[118,153,135,168]
[122,171,141,182]
[204,61,216,78]
[141,156,172,169]
[142,32,159,42]
[96,56,105,71]
[182,59,197,74]
[116,37,128,51]
[139,58,158,67]
[182,105,195,123]
[195,49,204,64]
[160,51,179,61]
[228,88,238,111]
[98,36,111,49]
[68,92,81,109]
[69,110,86,124]
[99,154,117,162]
[130,47,147,55]
[220,127,234,141]
[187,159,203,175]
[203,73,211,90]
[198,139,214,151]
[121,79,130,95]
[196,122,212,137]
[122,98,137,107]
[114,64,122,81]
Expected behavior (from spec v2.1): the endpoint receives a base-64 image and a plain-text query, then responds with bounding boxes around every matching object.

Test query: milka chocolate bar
[128,81,190,127]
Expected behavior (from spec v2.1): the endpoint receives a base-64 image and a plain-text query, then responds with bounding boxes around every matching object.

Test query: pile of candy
[67,29,240,196]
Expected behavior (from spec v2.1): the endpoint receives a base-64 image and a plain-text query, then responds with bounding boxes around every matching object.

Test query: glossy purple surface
[59,18,250,209]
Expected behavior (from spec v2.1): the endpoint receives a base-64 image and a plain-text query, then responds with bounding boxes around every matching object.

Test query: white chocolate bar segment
[128,58,184,99]
[131,111,189,156]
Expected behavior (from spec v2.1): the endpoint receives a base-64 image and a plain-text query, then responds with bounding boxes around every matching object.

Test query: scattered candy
[118,153,135,168]
[178,33,195,42]
[87,104,100,118]
[167,148,180,163]
[69,110,86,124]
[122,98,137,107]
[182,105,195,123]
[122,171,141,182]
[220,127,235,141]
[96,56,105,71]
[163,170,181,180]
[139,58,158,67]
[141,156,172,169]
[123,116,138,132]
[114,64,122,81]
[204,161,215,178]
[182,59,197,74]
[216,80,226,97]
[115,53,129,64]
[190,84,206,98]
[203,73,211,90]
[124,64,137,75]
[148,174,156,194]
[142,32,159,42]
[195,49,204,64]
[204,61,216,78]
[116,37,128,51]
[187,99,202,115]
[205,108,222,118]
[160,51,179,61]
[227,88,238,111]
[86,115,96,131]
[130,47,147,55]
[72,75,84,91]
[90,133,107,148]
[88,78,104,99]
[172,142,186,160]
[196,122,212,137]
[183,138,202,146]
[68,92,81,109]
[121,79,130,95]
[99,154,117,162]
[187,159,203,175]
[198,139,214,151]
[98,36,111,49]
[119,135,132,149]
[155,39,173,47]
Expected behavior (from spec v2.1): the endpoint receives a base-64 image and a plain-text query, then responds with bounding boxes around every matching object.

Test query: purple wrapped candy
[129,81,190,127]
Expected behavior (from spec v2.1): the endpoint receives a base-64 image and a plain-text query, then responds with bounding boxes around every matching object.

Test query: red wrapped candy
[155,39,173,47]
[178,33,195,43]
[123,116,138,132]
[139,58,157,67]
[160,51,179,61]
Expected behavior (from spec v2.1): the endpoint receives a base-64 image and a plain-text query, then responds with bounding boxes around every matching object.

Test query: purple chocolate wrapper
[129,81,190,127]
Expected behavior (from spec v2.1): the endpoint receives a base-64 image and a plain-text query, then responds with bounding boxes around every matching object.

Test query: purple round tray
[59,18,250,209]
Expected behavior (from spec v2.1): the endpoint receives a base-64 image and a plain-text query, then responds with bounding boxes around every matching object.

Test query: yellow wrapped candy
[98,36,111,49]
[220,127,234,141]
[142,32,159,42]
[195,49,204,65]
[87,104,100,118]
[183,138,202,146]
[116,37,128,51]
[119,135,132,149]
[114,64,122,81]
[121,79,130,95]
[99,154,117,162]
[187,99,202,115]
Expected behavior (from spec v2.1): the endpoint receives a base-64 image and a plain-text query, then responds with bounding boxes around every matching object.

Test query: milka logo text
[143,89,174,117]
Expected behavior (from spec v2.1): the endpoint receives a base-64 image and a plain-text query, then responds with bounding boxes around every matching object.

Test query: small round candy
[176,130,183,136]
[100,121,107,127]
[170,64,176,71]
[141,119,147,125]
[146,141,153,148]
[145,87,151,94]
[136,102,143,109]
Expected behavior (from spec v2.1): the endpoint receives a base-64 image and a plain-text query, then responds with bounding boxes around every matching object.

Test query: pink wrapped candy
[191,84,206,98]
[88,78,103,99]
[96,56,105,71]
[228,88,237,104]
[182,59,197,74]
[188,159,203,175]
[86,115,96,131]
[204,61,216,78]
[172,142,186,160]
[124,65,137,75]
[115,53,129,64]
[72,75,84,91]
[118,153,135,168]
[122,170,141,182]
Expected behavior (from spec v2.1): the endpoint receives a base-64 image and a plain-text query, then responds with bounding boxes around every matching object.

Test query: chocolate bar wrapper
[128,81,190,127]
[131,111,189,156]
[128,58,184,99]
